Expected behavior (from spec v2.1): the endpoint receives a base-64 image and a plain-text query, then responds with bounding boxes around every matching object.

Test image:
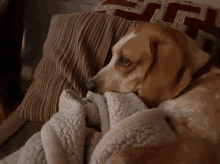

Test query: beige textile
[1,89,176,164]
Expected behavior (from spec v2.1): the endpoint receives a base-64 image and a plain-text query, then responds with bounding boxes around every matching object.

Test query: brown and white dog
[87,23,220,164]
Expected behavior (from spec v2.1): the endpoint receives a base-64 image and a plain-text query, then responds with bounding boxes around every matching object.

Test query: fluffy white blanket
[0,89,177,164]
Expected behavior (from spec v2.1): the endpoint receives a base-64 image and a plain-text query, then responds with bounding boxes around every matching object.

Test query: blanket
[0,89,177,164]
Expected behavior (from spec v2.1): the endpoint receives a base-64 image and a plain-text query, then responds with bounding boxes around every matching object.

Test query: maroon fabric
[93,0,220,54]
[163,3,200,23]
[113,3,161,22]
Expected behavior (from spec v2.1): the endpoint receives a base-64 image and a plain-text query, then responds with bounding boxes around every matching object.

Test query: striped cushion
[16,0,220,122]
[16,12,144,122]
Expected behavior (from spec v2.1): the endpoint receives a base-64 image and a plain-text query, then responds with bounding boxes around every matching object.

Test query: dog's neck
[192,38,220,80]
[192,57,215,80]
[175,55,219,100]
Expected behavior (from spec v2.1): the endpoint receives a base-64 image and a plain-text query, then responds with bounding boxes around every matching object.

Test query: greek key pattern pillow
[93,0,220,53]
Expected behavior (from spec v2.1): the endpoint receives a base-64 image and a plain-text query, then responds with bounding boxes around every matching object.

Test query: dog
[87,23,220,163]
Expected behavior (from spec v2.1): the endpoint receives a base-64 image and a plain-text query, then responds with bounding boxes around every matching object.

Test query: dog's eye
[119,56,132,67]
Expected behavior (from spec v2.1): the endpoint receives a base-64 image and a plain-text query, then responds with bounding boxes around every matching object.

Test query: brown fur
[87,23,220,164]
[87,23,210,107]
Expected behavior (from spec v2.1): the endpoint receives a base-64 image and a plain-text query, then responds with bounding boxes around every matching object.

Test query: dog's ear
[186,36,211,74]
[138,35,210,107]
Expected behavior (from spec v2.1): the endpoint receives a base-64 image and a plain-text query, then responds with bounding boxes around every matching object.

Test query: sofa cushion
[21,0,102,92]
[16,12,135,122]
[93,0,220,52]
[16,0,220,123]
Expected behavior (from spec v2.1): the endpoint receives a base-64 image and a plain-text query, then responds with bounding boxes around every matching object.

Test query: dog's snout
[86,80,96,92]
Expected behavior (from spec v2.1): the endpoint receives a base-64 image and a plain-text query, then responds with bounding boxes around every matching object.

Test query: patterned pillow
[16,0,220,123]
[93,0,220,53]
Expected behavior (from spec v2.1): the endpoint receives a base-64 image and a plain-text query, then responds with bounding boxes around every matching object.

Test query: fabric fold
[1,90,177,164]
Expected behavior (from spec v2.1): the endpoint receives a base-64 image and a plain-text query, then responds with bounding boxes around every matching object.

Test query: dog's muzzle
[86,80,96,92]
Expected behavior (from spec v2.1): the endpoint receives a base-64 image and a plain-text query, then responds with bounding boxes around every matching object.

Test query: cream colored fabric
[0,148,22,164]
[1,89,176,164]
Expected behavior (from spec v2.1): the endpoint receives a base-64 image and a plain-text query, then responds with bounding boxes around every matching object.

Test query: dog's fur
[87,23,210,107]
[87,23,220,163]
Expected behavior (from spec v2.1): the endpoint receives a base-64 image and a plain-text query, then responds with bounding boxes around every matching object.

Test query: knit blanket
[0,89,177,164]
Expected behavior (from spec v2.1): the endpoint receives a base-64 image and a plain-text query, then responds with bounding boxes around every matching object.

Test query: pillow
[21,0,103,92]
[93,0,220,53]
[16,0,220,123]
[16,12,139,122]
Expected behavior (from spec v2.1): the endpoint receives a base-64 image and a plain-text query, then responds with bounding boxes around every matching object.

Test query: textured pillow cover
[16,12,142,122]
[16,0,220,123]
[93,0,220,52]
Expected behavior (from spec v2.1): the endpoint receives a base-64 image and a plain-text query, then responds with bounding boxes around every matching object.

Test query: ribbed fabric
[16,12,144,122]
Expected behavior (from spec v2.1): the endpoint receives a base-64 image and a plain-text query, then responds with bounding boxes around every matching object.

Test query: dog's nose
[86,80,96,92]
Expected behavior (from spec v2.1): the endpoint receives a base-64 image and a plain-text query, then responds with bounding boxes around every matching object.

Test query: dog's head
[87,23,210,107]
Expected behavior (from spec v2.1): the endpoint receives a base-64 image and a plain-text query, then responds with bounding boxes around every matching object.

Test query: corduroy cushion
[16,0,220,123]
[16,12,139,122]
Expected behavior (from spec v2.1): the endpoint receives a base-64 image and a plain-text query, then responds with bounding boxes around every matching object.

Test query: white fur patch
[113,31,137,54]
[106,55,117,69]
[103,32,137,74]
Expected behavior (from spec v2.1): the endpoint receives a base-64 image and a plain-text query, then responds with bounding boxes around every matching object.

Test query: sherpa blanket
[0,89,177,164]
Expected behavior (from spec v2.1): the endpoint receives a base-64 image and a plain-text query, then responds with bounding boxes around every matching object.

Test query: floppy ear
[186,36,211,73]
[138,35,210,107]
